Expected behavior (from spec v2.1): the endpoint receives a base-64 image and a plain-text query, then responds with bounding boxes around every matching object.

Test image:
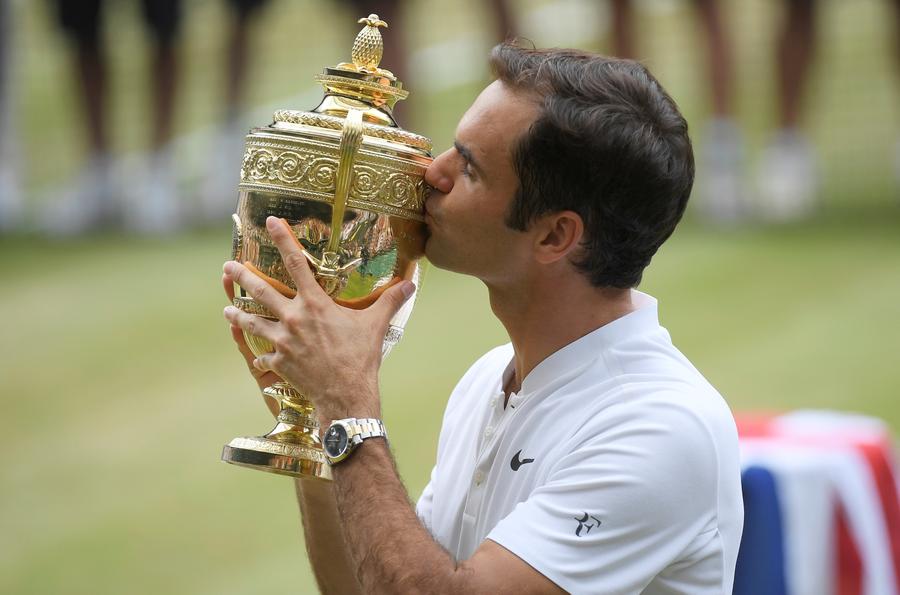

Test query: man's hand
[222,216,415,424]
[223,271,282,417]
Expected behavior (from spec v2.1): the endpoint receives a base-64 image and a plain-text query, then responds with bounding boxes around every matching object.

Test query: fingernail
[266,216,278,230]
[223,261,233,274]
[223,305,237,317]
[401,282,415,299]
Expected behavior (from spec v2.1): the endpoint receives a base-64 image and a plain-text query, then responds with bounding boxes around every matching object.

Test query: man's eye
[460,161,472,178]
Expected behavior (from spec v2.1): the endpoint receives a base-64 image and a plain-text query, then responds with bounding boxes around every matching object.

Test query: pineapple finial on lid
[351,14,388,72]
[312,12,408,114]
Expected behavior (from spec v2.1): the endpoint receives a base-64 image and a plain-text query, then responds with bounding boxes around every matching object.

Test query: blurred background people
[0,0,23,232]
[45,0,183,235]
[609,0,746,223]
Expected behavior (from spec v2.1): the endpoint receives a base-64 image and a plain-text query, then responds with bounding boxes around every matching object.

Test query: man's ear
[533,211,584,264]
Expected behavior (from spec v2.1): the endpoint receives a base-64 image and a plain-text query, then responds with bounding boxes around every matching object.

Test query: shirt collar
[519,290,660,396]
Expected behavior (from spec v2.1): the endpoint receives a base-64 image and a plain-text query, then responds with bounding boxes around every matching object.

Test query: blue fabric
[734,466,789,595]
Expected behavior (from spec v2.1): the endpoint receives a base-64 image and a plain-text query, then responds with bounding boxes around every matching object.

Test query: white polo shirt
[416,292,743,595]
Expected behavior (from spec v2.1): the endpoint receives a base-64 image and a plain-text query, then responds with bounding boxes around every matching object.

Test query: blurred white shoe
[0,158,24,232]
[756,129,818,222]
[199,121,245,224]
[126,147,181,235]
[42,153,118,235]
[696,118,747,224]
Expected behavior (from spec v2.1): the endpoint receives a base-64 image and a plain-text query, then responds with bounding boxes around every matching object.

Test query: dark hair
[490,43,694,288]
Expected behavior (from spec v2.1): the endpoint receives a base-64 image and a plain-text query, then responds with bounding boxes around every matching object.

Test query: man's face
[423,81,540,285]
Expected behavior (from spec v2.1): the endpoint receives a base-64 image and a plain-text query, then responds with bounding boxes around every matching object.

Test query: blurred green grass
[2,0,900,593]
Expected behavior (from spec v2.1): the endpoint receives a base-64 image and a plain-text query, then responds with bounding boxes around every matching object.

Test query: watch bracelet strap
[347,417,387,441]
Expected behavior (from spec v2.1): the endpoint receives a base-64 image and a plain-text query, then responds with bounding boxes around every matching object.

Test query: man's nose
[425,149,453,195]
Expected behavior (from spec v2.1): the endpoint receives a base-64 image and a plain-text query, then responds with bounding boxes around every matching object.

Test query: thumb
[372,280,416,324]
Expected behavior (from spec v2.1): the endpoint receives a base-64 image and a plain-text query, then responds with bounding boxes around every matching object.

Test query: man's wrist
[329,433,391,472]
[315,386,381,426]
[317,407,380,429]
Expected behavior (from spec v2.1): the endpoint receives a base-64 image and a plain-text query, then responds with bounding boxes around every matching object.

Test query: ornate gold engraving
[272,110,430,151]
[384,324,403,346]
[233,296,275,319]
[239,145,427,219]
[231,213,243,261]
[227,437,326,462]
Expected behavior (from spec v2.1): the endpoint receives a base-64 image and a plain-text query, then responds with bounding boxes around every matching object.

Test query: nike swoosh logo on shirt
[510,449,535,471]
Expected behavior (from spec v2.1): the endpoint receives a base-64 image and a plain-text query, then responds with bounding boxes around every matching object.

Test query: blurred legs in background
[610,0,635,58]
[892,0,900,191]
[489,0,517,42]
[0,0,23,232]
[137,0,183,235]
[200,0,270,223]
[757,0,819,221]
[610,0,746,224]
[46,0,183,235]
[692,0,746,223]
[45,0,116,235]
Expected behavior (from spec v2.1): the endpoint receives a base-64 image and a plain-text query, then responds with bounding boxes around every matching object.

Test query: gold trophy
[221,15,431,480]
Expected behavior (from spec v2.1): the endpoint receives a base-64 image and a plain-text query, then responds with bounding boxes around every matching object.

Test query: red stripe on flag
[836,500,863,595]
[857,442,900,593]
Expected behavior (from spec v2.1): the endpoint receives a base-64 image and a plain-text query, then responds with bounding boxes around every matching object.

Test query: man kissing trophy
[221,14,431,481]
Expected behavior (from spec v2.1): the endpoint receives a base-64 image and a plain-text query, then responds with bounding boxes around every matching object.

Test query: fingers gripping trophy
[221,15,432,481]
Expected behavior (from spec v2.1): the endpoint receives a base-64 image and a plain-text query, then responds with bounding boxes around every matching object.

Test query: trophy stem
[221,382,332,480]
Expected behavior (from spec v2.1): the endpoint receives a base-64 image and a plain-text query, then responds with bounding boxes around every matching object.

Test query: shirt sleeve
[415,466,437,534]
[486,399,724,595]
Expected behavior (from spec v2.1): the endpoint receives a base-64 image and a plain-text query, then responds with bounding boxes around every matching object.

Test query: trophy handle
[330,107,363,252]
[302,107,365,296]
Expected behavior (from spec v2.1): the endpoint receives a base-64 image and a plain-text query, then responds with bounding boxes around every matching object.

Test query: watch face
[324,424,349,458]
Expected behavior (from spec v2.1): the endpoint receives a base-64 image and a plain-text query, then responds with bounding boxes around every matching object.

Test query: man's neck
[489,274,636,398]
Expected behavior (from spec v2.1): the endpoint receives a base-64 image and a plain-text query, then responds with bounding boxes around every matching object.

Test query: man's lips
[424,204,437,227]
[424,188,444,228]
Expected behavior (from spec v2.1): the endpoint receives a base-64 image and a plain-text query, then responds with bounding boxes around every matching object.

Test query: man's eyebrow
[453,140,484,176]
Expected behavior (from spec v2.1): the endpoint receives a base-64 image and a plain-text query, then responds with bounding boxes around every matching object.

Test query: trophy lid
[270,14,431,153]
[240,13,433,239]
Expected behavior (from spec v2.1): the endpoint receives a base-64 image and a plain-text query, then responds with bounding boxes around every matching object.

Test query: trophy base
[222,435,332,481]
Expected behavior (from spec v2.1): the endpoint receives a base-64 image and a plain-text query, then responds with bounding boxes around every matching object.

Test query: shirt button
[474,470,485,485]
[484,426,494,438]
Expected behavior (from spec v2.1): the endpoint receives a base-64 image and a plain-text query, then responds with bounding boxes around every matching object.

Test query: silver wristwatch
[322,418,387,465]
